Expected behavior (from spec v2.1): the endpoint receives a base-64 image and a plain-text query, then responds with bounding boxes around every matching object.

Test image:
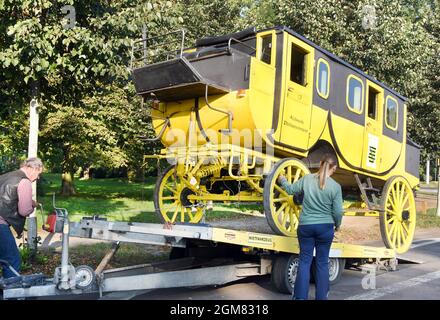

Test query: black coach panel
[382,91,404,143]
[312,50,331,111]
[190,50,251,91]
[330,60,366,126]
[405,138,420,179]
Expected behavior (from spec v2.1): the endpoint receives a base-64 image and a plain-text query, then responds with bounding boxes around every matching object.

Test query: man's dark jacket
[0,170,29,236]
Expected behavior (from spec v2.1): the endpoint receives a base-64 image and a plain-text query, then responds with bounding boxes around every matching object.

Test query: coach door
[362,80,384,172]
[279,35,315,150]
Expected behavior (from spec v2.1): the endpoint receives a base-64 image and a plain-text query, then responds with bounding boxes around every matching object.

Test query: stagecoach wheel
[264,158,310,236]
[271,254,299,294]
[154,165,205,224]
[379,176,416,254]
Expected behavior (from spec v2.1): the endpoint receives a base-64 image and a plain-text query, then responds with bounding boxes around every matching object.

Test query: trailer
[0,208,397,300]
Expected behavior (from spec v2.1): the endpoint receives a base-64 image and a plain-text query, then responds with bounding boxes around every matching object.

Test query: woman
[277,153,343,300]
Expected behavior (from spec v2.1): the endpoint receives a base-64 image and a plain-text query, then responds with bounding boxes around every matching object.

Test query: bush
[37,175,50,196]
[18,243,50,273]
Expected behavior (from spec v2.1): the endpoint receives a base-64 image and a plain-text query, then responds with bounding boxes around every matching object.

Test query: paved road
[126,231,440,301]
[417,187,438,195]
[18,229,440,301]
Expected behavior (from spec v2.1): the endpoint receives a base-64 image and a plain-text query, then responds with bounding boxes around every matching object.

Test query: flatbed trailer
[1,216,397,300]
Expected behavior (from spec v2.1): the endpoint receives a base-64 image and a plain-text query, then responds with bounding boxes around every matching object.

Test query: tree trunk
[79,166,90,180]
[83,166,90,180]
[61,172,76,196]
[127,166,144,182]
[60,144,76,196]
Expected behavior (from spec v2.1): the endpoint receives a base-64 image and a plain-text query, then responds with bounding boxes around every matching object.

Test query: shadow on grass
[125,208,248,224]
[40,173,156,200]
[36,173,265,225]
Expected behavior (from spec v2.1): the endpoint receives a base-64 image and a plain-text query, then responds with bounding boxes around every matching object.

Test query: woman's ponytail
[318,153,338,190]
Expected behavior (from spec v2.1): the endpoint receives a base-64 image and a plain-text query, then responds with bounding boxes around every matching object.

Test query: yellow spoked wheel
[379,176,416,254]
[264,158,310,236]
[153,165,205,223]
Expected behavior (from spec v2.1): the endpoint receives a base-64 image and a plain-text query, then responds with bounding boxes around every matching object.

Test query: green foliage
[245,0,440,161]
[17,242,49,272]
[36,173,247,223]
[0,1,184,193]
[1,0,439,192]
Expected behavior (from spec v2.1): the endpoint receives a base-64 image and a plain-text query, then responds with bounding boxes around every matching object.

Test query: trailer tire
[169,247,187,260]
[271,254,299,294]
[74,265,96,291]
[311,258,345,285]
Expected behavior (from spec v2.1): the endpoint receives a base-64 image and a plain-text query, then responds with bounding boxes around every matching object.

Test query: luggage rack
[130,29,186,69]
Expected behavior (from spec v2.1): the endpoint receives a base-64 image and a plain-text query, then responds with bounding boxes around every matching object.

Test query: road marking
[345,270,440,300]
[410,238,440,250]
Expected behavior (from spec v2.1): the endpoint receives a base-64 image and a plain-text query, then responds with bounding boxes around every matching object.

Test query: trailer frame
[1,217,397,300]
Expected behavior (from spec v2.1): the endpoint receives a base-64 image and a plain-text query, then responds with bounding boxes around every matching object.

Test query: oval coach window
[347,75,364,113]
[386,96,398,130]
[316,59,330,99]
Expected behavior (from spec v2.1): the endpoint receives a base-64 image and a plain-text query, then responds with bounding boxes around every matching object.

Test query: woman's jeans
[293,223,334,300]
[0,224,21,278]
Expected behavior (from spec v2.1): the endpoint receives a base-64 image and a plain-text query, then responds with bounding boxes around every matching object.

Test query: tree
[244,0,439,162]
[407,0,440,162]
[0,0,182,194]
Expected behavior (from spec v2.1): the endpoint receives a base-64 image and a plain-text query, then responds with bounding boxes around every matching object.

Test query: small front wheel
[154,165,205,224]
[379,176,416,254]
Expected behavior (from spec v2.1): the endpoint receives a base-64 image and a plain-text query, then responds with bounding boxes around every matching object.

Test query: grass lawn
[420,181,439,188]
[35,173,440,227]
[14,174,439,277]
[417,208,440,229]
[34,173,258,227]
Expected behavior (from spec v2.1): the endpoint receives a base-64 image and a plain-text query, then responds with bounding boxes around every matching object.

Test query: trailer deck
[1,217,397,300]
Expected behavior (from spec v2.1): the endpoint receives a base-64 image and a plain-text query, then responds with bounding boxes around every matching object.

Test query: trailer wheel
[75,265,96,291]
[379,176,416,254]
[271,254,299,294]
[264,158,310,236]
[169,247,187,260]
[312,258,345,285]
[154,165,205,224]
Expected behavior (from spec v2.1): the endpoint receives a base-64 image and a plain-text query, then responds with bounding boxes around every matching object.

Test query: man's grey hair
[20,157,44,170]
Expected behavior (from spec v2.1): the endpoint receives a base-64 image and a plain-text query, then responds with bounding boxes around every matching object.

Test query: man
[0,157,43,278]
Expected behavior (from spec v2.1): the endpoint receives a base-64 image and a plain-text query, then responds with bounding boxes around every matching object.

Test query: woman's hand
[277,174,286,184]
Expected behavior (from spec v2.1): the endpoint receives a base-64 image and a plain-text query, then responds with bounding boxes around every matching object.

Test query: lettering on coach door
[366,134,379,169]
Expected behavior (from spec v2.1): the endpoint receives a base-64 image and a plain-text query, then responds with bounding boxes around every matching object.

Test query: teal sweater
[280,173,343,227]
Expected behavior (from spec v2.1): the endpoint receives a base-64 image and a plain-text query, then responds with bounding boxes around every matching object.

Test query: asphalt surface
[417,187,438,195]
[5,229,440,301]
[126,231,440,301]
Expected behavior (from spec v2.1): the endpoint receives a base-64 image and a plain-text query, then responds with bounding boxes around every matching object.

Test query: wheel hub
[287,257,299,287]
[402,210,410,221]
[328,259,338,281]
[180,187,195,207]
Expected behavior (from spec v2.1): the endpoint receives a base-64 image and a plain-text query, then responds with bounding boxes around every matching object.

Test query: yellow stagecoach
[130,26,420,254]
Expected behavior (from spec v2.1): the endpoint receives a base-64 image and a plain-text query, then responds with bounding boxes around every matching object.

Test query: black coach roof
[195,26,408,102]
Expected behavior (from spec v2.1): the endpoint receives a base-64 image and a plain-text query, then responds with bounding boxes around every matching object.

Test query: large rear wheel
[379,176,416,254]
[264,158,310,236]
